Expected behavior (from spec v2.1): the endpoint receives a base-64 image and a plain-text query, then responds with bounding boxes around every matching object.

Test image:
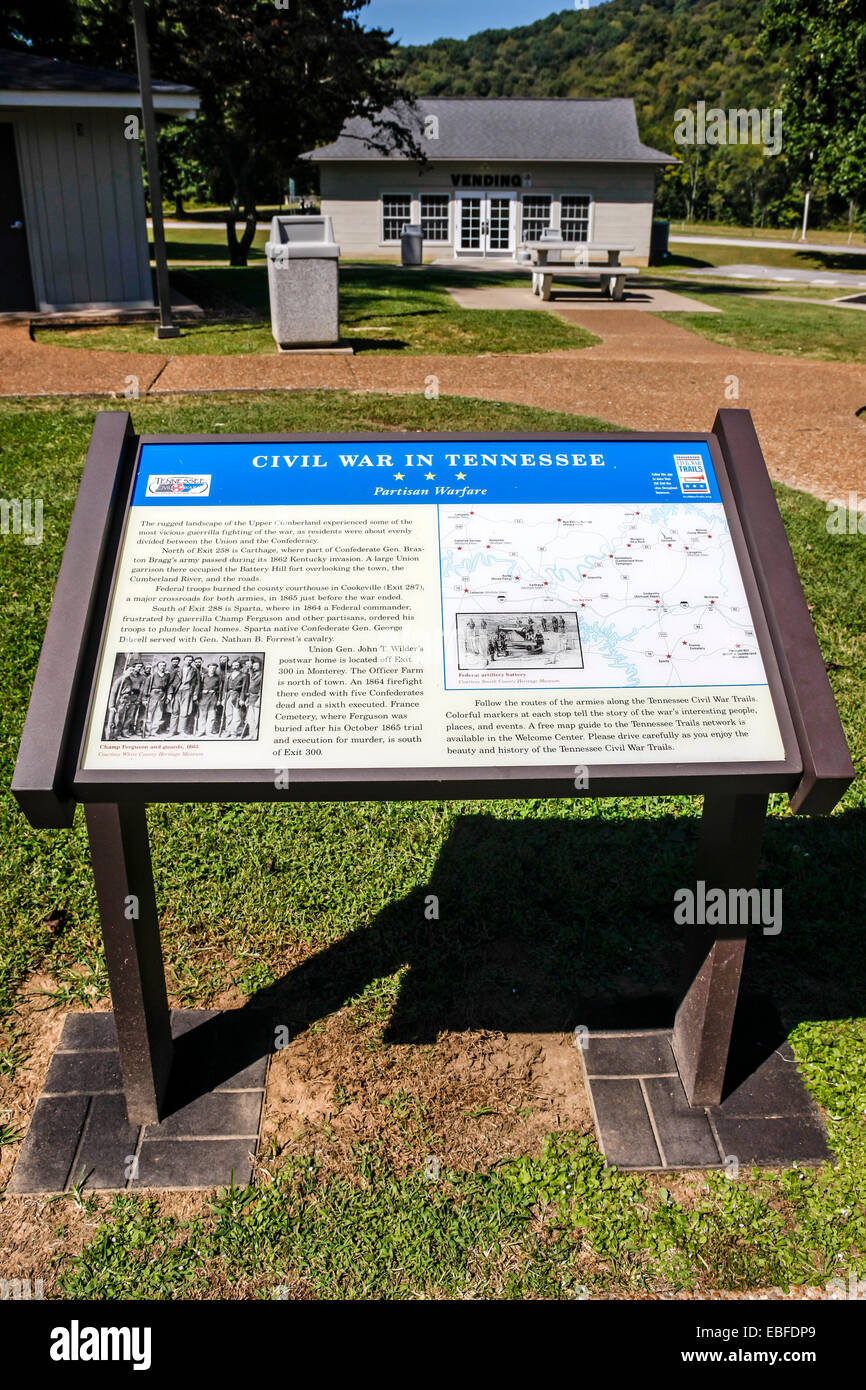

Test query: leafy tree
[143,118,209,219]
[759,0,866,215]
[0,0,77,53]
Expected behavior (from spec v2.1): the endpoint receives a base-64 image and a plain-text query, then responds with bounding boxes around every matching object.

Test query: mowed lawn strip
[35,264,598,357]
[0,392,863,1299]
[652,285,866,363]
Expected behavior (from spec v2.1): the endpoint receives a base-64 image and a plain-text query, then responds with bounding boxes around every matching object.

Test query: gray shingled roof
[302,98,673,163]
[0,48,196,94]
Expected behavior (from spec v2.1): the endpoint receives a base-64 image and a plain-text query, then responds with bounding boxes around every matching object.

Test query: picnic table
[434,254,640,301]
[524,241,635,267]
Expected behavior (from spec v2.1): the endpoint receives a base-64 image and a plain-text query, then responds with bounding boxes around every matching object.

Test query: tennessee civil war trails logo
[673,453,712,497]
[145,474,211,497]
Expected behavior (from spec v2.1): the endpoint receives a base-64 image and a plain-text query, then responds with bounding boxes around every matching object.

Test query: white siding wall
[320,161,657,263]
[8,107,152,309]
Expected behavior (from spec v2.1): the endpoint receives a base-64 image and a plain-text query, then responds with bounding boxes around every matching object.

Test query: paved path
[671,233,866,257]
[685,264,866,289]
[1,313,863,503]
[445,284,720,313]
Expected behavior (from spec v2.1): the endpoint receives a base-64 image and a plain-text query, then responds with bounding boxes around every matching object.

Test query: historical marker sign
[75,429,797,794]
[9,410,852,1149]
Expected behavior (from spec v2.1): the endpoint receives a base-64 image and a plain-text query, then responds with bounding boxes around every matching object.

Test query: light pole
[132,0,179,340]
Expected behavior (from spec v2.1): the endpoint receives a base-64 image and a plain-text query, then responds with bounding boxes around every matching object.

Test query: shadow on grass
[342,337,411,352]
[166,806,866,1114]
[802,250,866,274]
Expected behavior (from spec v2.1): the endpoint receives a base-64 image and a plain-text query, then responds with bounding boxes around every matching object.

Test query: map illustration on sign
[439,500,764,693]
[80,437,788,773]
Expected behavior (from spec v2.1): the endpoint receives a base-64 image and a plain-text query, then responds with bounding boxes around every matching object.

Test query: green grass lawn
[37,264,595,357]
[1,392,864,1299]
[662,239,866,276]
[653,285,866,362]
[668,218,866,249]
[34,257,866,365]
[150,228,268,262]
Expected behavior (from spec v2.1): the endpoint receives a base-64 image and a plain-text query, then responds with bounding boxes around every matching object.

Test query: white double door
[456,191,516,256]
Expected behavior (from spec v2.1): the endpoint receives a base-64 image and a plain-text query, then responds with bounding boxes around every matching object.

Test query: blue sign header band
[132,439,721,507]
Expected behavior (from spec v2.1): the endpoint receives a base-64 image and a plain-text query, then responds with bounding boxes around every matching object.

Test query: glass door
[457,195,483,252]
[456,193,516,256]
[487,195,514,252]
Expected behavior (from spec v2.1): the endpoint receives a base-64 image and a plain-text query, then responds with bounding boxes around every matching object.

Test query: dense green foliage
[760,0,866,204]
[392,0,862,230]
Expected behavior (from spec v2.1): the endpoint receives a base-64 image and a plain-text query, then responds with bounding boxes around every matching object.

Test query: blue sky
[362,1,601,47]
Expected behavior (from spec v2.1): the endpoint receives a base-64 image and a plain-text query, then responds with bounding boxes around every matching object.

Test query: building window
[420,194,449,242]
[382,194,412,242]
[520,195,552,243]
[561,195,591,242]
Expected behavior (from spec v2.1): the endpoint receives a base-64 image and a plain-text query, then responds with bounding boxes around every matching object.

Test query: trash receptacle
[539,227,565,264]
[649,219,670,265]
[401,223,423,267]
[266,214,340,348]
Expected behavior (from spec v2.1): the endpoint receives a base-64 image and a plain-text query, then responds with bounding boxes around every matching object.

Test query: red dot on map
[544,581,548,585]
[685,546,689,550]
[609,553,613,557]
[683,641,687,645]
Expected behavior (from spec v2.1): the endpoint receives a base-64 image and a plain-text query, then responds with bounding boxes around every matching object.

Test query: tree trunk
[687,150,700,222]
[226,182,258,267]
[174,196,185,219]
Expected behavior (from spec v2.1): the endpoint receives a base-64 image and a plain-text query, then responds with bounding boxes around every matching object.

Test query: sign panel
[80,437,787,774]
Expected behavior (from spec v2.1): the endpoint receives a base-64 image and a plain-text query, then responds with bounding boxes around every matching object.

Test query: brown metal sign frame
[10,409,853,1129]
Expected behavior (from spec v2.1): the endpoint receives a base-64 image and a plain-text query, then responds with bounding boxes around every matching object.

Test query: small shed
[0,49,199,313]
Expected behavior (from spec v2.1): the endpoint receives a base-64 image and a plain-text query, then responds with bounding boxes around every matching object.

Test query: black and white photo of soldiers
[456,612,584,672]
[102,651,265,742]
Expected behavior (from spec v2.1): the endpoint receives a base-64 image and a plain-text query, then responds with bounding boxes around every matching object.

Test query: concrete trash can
[400,223,423,267]
[266,214,339,348]
[539,227,565,264]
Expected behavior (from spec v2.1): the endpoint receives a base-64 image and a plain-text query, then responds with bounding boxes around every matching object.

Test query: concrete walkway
[671,233,866,257]
[1,312,863,504]
[685,264,866,290]
[445,284,720,313]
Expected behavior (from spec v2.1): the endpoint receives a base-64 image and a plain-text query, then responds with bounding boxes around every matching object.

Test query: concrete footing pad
[8,1010,270,1193]
[579,1029,833,1171]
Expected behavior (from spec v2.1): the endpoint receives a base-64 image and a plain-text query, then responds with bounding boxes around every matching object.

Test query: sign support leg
[84,802,173,1125]
[671,792,768,1107]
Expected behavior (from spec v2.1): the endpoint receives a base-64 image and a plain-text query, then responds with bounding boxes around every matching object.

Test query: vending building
[302,98,674,264]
